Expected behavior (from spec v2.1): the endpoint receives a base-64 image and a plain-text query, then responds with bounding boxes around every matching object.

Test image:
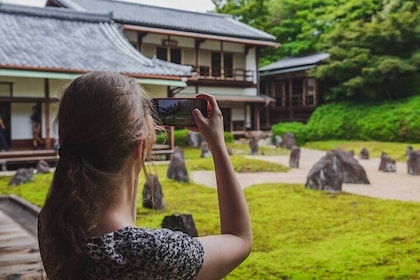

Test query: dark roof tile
[0,4,193,77]
[49,0,276,42]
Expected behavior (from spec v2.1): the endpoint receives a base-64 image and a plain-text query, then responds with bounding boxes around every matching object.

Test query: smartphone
[152,98,208,127]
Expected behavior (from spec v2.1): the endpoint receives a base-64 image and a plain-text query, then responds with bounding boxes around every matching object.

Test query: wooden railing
[194,66,255,83]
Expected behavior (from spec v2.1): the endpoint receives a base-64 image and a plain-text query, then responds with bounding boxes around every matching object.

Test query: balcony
[192,66,255,84]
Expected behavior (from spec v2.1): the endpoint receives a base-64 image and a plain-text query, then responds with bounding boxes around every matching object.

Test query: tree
[314,0,419,101]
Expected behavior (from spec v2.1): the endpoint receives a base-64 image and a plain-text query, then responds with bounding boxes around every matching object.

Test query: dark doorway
[0,102,11,149]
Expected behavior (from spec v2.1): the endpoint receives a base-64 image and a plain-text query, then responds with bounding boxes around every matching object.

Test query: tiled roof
[0,4,193,77]
[48,0,276,43]
[259,53,330,72]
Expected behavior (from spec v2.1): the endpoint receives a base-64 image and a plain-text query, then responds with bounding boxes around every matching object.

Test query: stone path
[190,148,420,202]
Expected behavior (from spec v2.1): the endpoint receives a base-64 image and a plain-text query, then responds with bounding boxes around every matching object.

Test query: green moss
[2,142,420,279]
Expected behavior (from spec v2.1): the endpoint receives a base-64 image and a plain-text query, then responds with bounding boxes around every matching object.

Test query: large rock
[161,214,198,237]
[305,149,370,192]
[334,149,370,184]
[167,149,189,183]
[407,149,420,175]
[378,152,396,172]
[305,152,344,192]
[142,174,164,210]
[8,168,34,186]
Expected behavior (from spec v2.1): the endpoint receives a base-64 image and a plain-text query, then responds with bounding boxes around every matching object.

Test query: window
[224,53,233,78]
[211,52,221,77]
[156,47,182,64]
[211,52,234,78]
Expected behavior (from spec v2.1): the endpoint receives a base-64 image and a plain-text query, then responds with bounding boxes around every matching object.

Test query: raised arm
[192,93,252,280]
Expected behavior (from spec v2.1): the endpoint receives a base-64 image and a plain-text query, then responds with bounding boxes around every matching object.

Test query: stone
[249,137,258,155]
[406,146,413,159]
[289,146,300,168]
[378,152,396,172]
[36,160,50,174]
[161,214,198,237]
[167,150,189,183]
[305,149,370,192]
[305,152,344,192]
[200,141,211,158]
[407,149,420,175]
[8,168,34,186]
[334,149,370,184]
[142,174,164,210]
[246,131,271,155]
[282,132,296,150]
[359,148,369,160]
[188,131,201,147]
[274,135,282,148]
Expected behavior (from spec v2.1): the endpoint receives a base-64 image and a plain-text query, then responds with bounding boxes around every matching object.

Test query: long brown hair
[38,72,156,279]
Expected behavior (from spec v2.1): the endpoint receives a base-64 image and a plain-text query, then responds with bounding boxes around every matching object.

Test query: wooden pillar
[288,77,293,120]
[255,105,260,131]
[44,78,51,149]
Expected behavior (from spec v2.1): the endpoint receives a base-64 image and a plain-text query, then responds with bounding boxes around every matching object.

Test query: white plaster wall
[181,86,256,96]
[11,103,35,139]
[246,47,257,84]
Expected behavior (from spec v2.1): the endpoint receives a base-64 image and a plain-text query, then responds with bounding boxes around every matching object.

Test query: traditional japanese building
[259,53,330,124]
[47,0,278,136]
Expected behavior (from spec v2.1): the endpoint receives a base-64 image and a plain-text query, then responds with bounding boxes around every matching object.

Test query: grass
[304,140,420,162]
[1,141,420,279]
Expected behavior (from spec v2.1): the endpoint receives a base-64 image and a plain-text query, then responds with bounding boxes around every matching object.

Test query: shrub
[306,96,420,143]
[271,122,307,146]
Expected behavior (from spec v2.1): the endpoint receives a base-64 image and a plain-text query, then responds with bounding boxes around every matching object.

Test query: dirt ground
[190,148,420,202]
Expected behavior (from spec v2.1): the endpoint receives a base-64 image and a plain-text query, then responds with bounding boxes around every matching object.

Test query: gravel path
[190,148,420,202]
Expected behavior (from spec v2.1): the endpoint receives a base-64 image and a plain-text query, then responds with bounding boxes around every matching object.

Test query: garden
[1,139,420,279]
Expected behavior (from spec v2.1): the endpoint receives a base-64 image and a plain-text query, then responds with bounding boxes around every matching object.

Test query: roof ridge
[106,0,221,17]
[0,3,112,23]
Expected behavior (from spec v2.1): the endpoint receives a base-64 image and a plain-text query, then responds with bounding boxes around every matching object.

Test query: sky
[2,0,216,12]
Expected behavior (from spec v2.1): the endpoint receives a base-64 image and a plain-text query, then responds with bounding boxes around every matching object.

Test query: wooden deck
[0,196,45,279]
[0,149,58,171]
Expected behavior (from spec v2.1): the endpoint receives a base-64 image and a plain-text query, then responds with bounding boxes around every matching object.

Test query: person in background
[0,115,9,151]
[38,72,252,279]
[31,104,44,149]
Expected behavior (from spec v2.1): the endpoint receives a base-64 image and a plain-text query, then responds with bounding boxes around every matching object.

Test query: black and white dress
[83,226,204,279]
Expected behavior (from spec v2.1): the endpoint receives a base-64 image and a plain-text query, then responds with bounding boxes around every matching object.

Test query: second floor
[125,30,259,86]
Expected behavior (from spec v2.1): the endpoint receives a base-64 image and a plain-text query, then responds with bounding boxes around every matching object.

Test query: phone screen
[152,98,208,127]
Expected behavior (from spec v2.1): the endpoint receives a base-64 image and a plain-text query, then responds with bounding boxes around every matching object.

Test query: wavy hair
[38,72,156,279]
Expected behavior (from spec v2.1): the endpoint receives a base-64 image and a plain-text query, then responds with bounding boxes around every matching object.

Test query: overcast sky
[2,0,216,12]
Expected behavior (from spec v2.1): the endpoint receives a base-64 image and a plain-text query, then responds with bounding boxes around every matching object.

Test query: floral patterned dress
[83,226,204,279]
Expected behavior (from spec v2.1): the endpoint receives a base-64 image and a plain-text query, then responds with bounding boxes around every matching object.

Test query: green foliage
[313,0,420,101]
[155,130,168,145]
[174,129,234,147]
[306,96,420,143]
[173,129,190,146]
[271,122,307,146]
[216,0,420,102]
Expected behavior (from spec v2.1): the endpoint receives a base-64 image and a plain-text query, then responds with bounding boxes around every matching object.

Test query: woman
[38,72,252,279]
